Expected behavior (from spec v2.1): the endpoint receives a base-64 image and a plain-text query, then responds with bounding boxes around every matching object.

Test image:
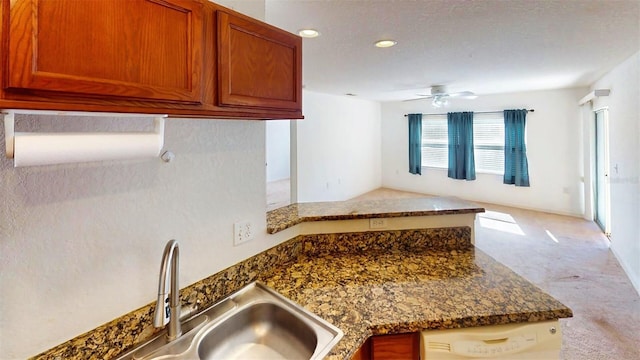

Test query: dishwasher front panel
[420,320,561,359]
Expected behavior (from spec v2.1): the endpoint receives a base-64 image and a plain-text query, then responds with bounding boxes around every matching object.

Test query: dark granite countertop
[32,226,571,360]
[260,246,573,360]
[267,196,485,234]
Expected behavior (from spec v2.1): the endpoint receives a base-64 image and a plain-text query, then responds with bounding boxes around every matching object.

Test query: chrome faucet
[153,239,182,341]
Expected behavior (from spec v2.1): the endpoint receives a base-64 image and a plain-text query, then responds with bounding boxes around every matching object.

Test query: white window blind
[421,115,447,168]
[473,113,504,174]
[421,113,505,174]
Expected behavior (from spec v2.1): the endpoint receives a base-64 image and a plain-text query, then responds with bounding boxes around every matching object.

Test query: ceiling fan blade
[402,86,477,102]
[402,97,429,102]
[448,91,477,99]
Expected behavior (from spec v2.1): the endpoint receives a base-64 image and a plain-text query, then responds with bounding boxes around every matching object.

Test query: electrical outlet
[369,218,388,229]
[233,221,254,246]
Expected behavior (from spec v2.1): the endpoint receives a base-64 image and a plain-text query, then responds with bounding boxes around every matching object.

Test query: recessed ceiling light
[374,40,397,48]
[298,29,320,38]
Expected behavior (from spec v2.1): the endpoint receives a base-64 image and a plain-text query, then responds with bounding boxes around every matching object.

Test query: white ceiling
[264,0,640,102]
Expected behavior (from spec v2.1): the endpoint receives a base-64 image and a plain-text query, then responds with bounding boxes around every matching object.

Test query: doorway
[265,120,292,211]
[594,108,611,236]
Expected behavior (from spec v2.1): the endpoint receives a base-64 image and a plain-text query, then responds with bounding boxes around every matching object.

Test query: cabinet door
[217,10,301,112]
[6,0,203,103]
[351,338,372,360]
[371,333,420,360]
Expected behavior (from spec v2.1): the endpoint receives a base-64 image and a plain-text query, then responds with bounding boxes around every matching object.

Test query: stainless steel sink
[197,302,318,359]
[116,282,343,360]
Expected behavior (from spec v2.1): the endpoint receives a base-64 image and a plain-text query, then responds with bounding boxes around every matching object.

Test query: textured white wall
[215,0,265,20]
[294,91,382,202]
[381,87,587,216]
[0,116,291,359]
[265,120,290,182]
[591,51,640,295]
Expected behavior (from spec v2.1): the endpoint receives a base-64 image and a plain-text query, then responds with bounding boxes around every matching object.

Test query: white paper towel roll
[13,132,164,167]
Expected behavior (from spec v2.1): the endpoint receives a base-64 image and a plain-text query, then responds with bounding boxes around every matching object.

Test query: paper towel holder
[3,109,167,166]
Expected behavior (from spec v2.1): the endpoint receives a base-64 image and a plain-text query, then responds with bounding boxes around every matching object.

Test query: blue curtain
[447,112,476,180]
[408,113,422,175]
[504,109,530,186]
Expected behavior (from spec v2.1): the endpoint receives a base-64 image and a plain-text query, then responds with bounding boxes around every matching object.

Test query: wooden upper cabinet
[0,0,302,119]
[217,10,302,111]
[6,0,203,103]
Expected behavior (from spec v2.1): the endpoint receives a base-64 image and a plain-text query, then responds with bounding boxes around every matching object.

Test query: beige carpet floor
[352,188,640,360]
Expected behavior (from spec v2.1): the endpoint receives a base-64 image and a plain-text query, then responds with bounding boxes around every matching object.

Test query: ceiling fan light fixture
[430,85,447,96]
[374,39,397,48]
[432,96,448,108]
[298,29,320,38]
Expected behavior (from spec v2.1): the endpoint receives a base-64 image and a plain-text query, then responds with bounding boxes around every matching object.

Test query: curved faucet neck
[153,240,182,341]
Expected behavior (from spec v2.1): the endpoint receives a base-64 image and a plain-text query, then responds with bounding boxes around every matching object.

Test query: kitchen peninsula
[33,197,571,360]
[266,196,484,234]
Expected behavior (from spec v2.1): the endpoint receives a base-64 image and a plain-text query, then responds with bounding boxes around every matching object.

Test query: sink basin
[116,282,343,360]
[198,302,317,359]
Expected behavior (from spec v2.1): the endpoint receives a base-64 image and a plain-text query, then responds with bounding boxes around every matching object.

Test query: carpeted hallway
[351,188,640,359]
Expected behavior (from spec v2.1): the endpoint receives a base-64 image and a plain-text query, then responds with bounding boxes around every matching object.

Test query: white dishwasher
[420,320,562,359]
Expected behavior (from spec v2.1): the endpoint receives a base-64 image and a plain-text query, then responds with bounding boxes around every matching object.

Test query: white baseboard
[610,245,640,297]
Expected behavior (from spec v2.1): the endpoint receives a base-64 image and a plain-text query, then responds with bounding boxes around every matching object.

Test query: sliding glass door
[594,109,611,236]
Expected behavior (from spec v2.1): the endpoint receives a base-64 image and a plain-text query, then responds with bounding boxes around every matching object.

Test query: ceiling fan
[405,85,477,107]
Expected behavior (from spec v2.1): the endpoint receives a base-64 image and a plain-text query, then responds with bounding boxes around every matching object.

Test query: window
[421,115,448,168]
[421,113,505,174]
[472,113,504,174]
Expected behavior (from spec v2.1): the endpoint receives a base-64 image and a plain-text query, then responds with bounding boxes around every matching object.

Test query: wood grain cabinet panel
[351,338,372,360]
[371,333,420,360]
[6,0,203,103]
[217,10,302,111]
[0,0,303,119]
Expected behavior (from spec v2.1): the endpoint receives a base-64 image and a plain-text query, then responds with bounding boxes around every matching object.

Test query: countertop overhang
[267,196,485,234]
